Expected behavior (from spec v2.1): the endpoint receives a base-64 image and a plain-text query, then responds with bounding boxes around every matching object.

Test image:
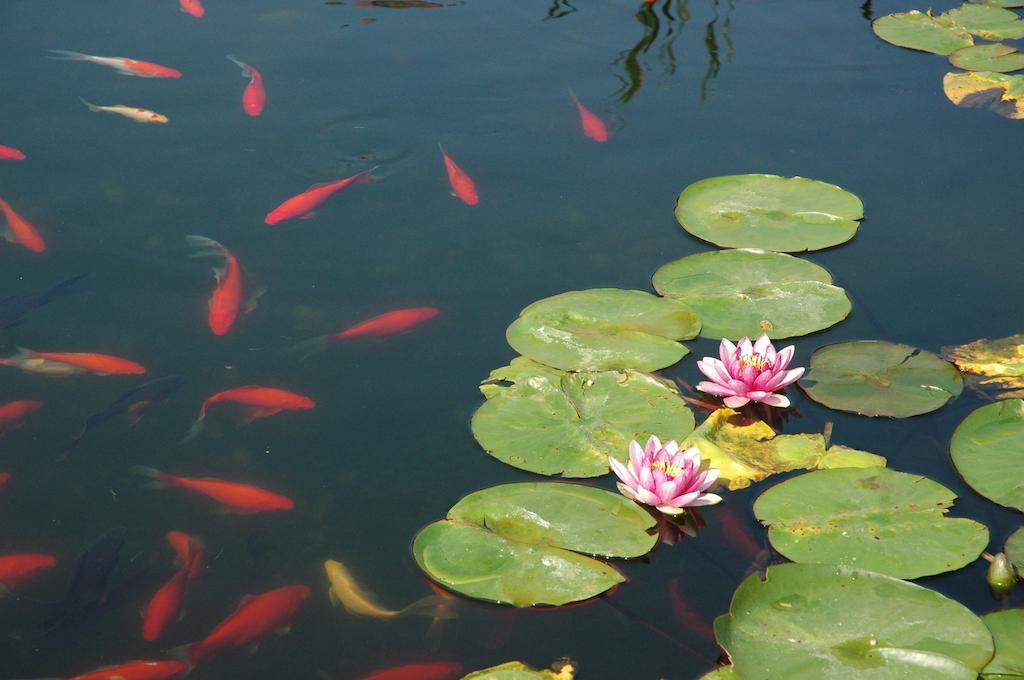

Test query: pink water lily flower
[609,436,721,515]
[696,334,804,408]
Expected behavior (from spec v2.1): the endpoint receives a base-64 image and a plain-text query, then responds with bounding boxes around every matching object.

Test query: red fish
[142,532,204,641]
[358,662,464,680]
[179,0,205,17]
[178,585,310,663]
[0,553,57,590]
[438,144,478,206]
[264,168,378,224]
[718,505,763,559]
[0,400,44,439]
[134,467,294,514]
[49,50,182,78]
[187,235,246,335]
[0,349,145,376]
[333,307,439,341]
[185,386,316,439]
[67,660,190,680]
[0,195,45,253]
[227,56,266,116]
[668,576,714,641]
[0,145,26,161]
[568,89,608,143]
[0,472,10,488]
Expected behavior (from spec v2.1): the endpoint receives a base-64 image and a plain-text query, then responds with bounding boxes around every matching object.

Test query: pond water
[1,0,1022,678]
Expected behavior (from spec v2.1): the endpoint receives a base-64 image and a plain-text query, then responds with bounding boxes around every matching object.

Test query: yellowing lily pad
[674,174,864,252]
[505,288,700,372]
[950,399,1024,511]
[1006,527,1024,576]
[943,71,1024,119]
[714,564,995,680]
[944,3,1024,39]
[462,661,574,679]
[680,408,886,490]
[981,610,1024,677]
[942,334,1024,398]
[754,467,989,579]
[799,341,963,418]
[872,11,974,55]
[699,668,742,680]
[950,43,1024,72]
[652,249,851,339]
[471,358,695,478]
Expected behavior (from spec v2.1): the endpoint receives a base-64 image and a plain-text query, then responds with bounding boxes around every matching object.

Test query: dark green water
[1,0,1022,678]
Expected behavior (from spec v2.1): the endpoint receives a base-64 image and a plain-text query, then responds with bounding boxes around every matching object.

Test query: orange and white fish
[187,236,247,335]
[180,0,205,17]
[438,144,478,205]
[568,89,608,143]
[0,196,45,253]
[0,145,26,161]
[135,467,294,514]
[0,349,146,377]
[226,55,266,117]
[80,98,168,124]
[264,168,378,224]
[50,50,182,78]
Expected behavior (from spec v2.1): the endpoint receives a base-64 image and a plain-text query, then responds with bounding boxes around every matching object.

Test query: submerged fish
[187,236,247,335]
[264,168,378,224]
[64,660,190,680]
[50,50,181,78]
[0,553,58,592]
[0,274,88,331]
[292,307,439,357]
[134,467,294,514]
[80,99,169,124]
[0,144,26,160]
[324,560,449,621]
[0,471,10,488]
[142,532,204,641]
[568,89,608,142]
[0,348,146,377]
[185,385,315,439]
[0,400,44,440]
[438,144,478,206]
[42,527,127,631]
[180,0,205,17]
[226,55,266,116]
[64,376,183,455]
[0,195,46,253]
[357,662,464,680]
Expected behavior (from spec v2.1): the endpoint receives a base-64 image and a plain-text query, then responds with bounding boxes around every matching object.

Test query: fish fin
[275,624,291,636]
[243,642,261,656]
[238,594,255,608]
[166,643,192,663]
[78,97,102,112]
[2,225,15,243]
[568,87,579,103]
[284,335,329,361]
[297,211,317,220]
[225,54,248,75]
[181,416,205,443]
[328,588,339,608]
[48,49,91,61]
[351,166,380,185]
[244,286,267,315]
[126,400,152,425]
[131,465,170,489]
[399,595,453,620]
[239,405,282,424]
[438,142,447,156]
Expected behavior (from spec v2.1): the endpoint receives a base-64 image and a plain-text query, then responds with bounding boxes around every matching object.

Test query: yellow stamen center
[651,459,684,478]
[740,354,770,371]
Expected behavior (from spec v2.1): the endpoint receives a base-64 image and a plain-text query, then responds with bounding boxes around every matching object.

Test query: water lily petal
[645,435,663,456]
[609,456,636,486]
[688,493,723,506]
[723,395,750,408]
[696,381,739,397]
[634,486,661,506]
[655,504,685,515]
[737,336,754,356]
[753,333,772,356]
[759,393,790,408]
[616,482,640,502]
[775,344,795,371]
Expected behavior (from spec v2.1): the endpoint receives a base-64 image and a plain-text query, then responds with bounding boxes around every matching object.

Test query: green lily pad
[681,408,886,491]
[505,288,700,372]
[982,610,1024,677]
[413,483,655,607]
[652,249,851,339]
[799,341,963,418]
[462,661,567,679]
[674,175,864,252]
[699,668,742,680]
[714,563,995,680]
[943,334,1024,399]
[971,0,1024,8]
[1007,527,1024,577]
[943,71,1024,119]
[471,358,695,478]
[754,467,989,579]
[950,44,1024,72]
[945,3,1024,40]
[872,11,974,55]
[950,400,1024,512]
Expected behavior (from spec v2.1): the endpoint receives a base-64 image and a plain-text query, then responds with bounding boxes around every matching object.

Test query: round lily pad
[982,610,1024,677]
[943,71,1024,119]
[942,333,1024,399]
[463,661,568,679]
[674,174,864,252]
[472,358,695,478]
[714,563,995,680]
[799,341,963,418]
[652,249,851,339]
[699,668,741,680]
[945,3,1024,40]
[754,467,989,579]
[950,44,1024,72]
[413,482,656,607]
[950,400,1024,511]
[505,288,700,372]
[1007,527,1024,576]
[872,11,974,55]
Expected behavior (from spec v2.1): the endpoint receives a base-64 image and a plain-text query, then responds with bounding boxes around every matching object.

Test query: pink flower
[609,436,721,515]
[696,334,804,409]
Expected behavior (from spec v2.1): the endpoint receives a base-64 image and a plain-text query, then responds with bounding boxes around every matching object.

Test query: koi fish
[0,144,26,160]
[0,400,44,440]
[0,195,46,253]
[185,385,315,439]
[0,349,146,377]
[65,376,184,456]
[42,528,127,632]
[438,144,478,205]
[226,55,266,116]
[264,167,378,224]
[0,472,10,488]
[0,553,57,591]
[80,98,169,124]
[64,660,189,680]
[142,532,204,641]
[292,307,439,356]
[717,505,763,559]
[175,585,310,664]
[187,236,246,335]
[324,560,448,621]
[134,467,294,514]
[358,662,464,680]
[0,274,88,330]
[568,89,608,143]
[180,0,205,17]
[668,576,715,641]
[354,0,444,6]
[49,50,182,78]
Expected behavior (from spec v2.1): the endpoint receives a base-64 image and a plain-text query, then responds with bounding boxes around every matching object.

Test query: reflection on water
[544,0,576,21]
[861,0,873,21]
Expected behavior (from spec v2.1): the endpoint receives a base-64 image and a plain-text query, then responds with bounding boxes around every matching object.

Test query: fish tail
[225,54,249,75]
[284,335,329,361]
[132,465,174,489]
[352,166,380,185]
[181,414,205,443]
[568,88,580,104]
[48,49,92,61]
[78,97,101,112]
[398,595,453,620]
[167,642,196,665]
[185,234,226,258]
